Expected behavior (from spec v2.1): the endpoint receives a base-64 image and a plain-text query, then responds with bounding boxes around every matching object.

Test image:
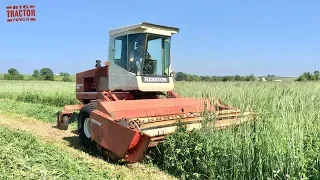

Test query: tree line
[3,68,73,82]
[174,72,256,82]
[3,67,319,82]
[295,70,320,81]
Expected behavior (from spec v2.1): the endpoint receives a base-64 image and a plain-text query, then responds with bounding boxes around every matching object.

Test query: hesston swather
[56,22,255,163]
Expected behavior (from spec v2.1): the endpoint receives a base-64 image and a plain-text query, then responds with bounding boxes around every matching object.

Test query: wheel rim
[63,116,68,123]
[84,118,91,138]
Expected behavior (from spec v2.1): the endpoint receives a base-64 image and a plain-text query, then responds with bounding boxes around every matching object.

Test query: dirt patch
[0,114,74,144]
[0,113,175,180]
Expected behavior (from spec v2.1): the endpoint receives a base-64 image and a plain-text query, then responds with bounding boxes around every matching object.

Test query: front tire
[78,102,98,148]
[56,114,69,130]
[61,116,69,130]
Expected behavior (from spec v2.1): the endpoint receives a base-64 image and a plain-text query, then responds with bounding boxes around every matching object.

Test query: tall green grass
[150,81,320,179]
[1,80,320,179]
[0,80,78,106]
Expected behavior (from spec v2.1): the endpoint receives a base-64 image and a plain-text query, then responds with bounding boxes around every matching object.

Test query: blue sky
[1,0,319,77]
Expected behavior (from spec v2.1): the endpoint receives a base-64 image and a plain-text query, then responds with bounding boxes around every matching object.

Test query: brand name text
[142,77,169,83]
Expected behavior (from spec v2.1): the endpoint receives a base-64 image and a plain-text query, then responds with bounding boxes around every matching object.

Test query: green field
[0,80,320,179]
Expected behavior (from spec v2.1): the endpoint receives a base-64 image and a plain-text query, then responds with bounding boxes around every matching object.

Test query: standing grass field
[0,80,320,179]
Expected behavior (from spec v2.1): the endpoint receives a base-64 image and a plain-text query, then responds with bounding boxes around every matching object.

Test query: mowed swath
[1,80,320,179]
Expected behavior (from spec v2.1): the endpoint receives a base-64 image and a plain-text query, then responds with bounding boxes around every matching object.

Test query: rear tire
[78,102,98,148]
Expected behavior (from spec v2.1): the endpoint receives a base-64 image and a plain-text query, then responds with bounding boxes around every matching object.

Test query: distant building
[259,77,267,81]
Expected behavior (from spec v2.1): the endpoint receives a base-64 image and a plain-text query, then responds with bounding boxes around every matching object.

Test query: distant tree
[296,75,305,81]
[201,76,211,82]
[314,70,320,80]
[245,74,255,81]
[3,74,11,80]
[32,70,39,78]
[211,76,218,81]
[4,68,24,80]
[62,75,72,82]
[8,68,19,75]
[185,74,193,81]
[305,72,315,80]
[296,71,319,81]
[265,74,275,81]
[37,75,45,81]
[234,75,241,81]
[175,72,187,81]
[60,71,72,82]
[40,68,54,81]
[222,76,235,82]
[182,74,200,81]
[59,72,70,76]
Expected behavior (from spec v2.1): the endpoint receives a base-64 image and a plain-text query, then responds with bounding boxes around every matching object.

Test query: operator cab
[126,33,171,76]
[107,22,179,92]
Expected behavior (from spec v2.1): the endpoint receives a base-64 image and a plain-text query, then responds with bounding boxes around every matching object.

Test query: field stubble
[1,80,320,179]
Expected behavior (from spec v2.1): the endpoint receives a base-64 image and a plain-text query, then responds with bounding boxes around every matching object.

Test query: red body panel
[124,134,151,162]
[95,98,213,120]
[90,109,152,161]
[75,65,109,103]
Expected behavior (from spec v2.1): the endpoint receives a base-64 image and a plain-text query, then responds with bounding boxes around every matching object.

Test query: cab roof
[109,22,180,36]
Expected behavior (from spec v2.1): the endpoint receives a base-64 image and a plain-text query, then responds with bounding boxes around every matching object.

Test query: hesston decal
[141,76,170,83]
[6,5,36,22]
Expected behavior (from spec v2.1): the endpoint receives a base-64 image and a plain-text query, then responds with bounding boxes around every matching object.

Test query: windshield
[128,33,171,76]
